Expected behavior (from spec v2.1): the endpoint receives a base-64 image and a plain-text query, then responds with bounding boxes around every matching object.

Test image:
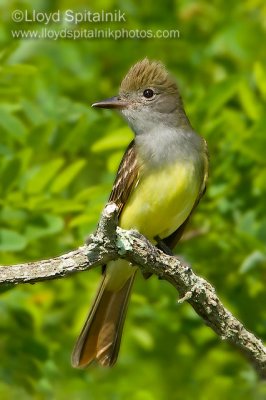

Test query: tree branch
[0,203,265,378]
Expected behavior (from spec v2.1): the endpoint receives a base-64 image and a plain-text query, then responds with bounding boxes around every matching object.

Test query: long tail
[71,272,136,368]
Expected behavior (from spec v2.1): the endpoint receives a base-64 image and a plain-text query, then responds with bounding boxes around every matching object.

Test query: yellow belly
[119,161,200,241]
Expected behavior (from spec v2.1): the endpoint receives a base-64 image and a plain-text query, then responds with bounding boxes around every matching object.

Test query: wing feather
[109,140,139,215]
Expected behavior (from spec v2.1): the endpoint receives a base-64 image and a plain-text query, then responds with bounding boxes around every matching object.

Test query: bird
[71,58,209,368]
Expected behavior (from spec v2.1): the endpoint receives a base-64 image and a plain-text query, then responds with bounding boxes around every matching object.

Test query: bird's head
[93,58,188,134]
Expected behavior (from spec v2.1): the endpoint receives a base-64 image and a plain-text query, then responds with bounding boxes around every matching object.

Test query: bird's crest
[120,58,178,94]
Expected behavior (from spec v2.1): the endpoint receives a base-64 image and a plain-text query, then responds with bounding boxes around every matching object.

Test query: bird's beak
[92,96,128,109]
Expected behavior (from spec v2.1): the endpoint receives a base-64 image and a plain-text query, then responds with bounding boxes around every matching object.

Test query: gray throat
[134,125,204,170]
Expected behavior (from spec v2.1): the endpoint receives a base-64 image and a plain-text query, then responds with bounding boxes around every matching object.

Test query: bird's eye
[143,89,154,99]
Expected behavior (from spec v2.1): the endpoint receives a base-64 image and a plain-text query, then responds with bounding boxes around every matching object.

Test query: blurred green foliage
[0,0,266,399]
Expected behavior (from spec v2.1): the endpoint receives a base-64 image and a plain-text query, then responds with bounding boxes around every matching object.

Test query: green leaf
[240,117,266,163]
[0,229,27,251]
[74,185,109,202]
[0,158,21,193]
[240,251,266,274]
[132,327,154,350]
[25,214,64,241]
[50,159,86,193]
[25,159,65,194]
[21,99,47,126]
[0,64,37,76]
[60,114,93,154]
[90,127,132,153]
[69,214,98,228]
[205,77,240,116]
[254,62,266,99]
[0,206,27,227]
[39,199,85,214]
[0,109,27,140]
[107,150,124,172]
[238,81,260,121]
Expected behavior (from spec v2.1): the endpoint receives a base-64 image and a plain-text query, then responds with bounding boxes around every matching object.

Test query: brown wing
[109,140,139,216]
[101,140,139,274]
[163,138,209,250]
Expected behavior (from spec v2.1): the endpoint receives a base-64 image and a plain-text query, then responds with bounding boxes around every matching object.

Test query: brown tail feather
[71,273,135,368]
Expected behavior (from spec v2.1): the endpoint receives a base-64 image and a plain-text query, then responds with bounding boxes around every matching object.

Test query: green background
[0,0,266,399]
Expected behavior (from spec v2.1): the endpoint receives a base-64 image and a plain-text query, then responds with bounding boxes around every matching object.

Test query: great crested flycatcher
[71,58,209,368]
